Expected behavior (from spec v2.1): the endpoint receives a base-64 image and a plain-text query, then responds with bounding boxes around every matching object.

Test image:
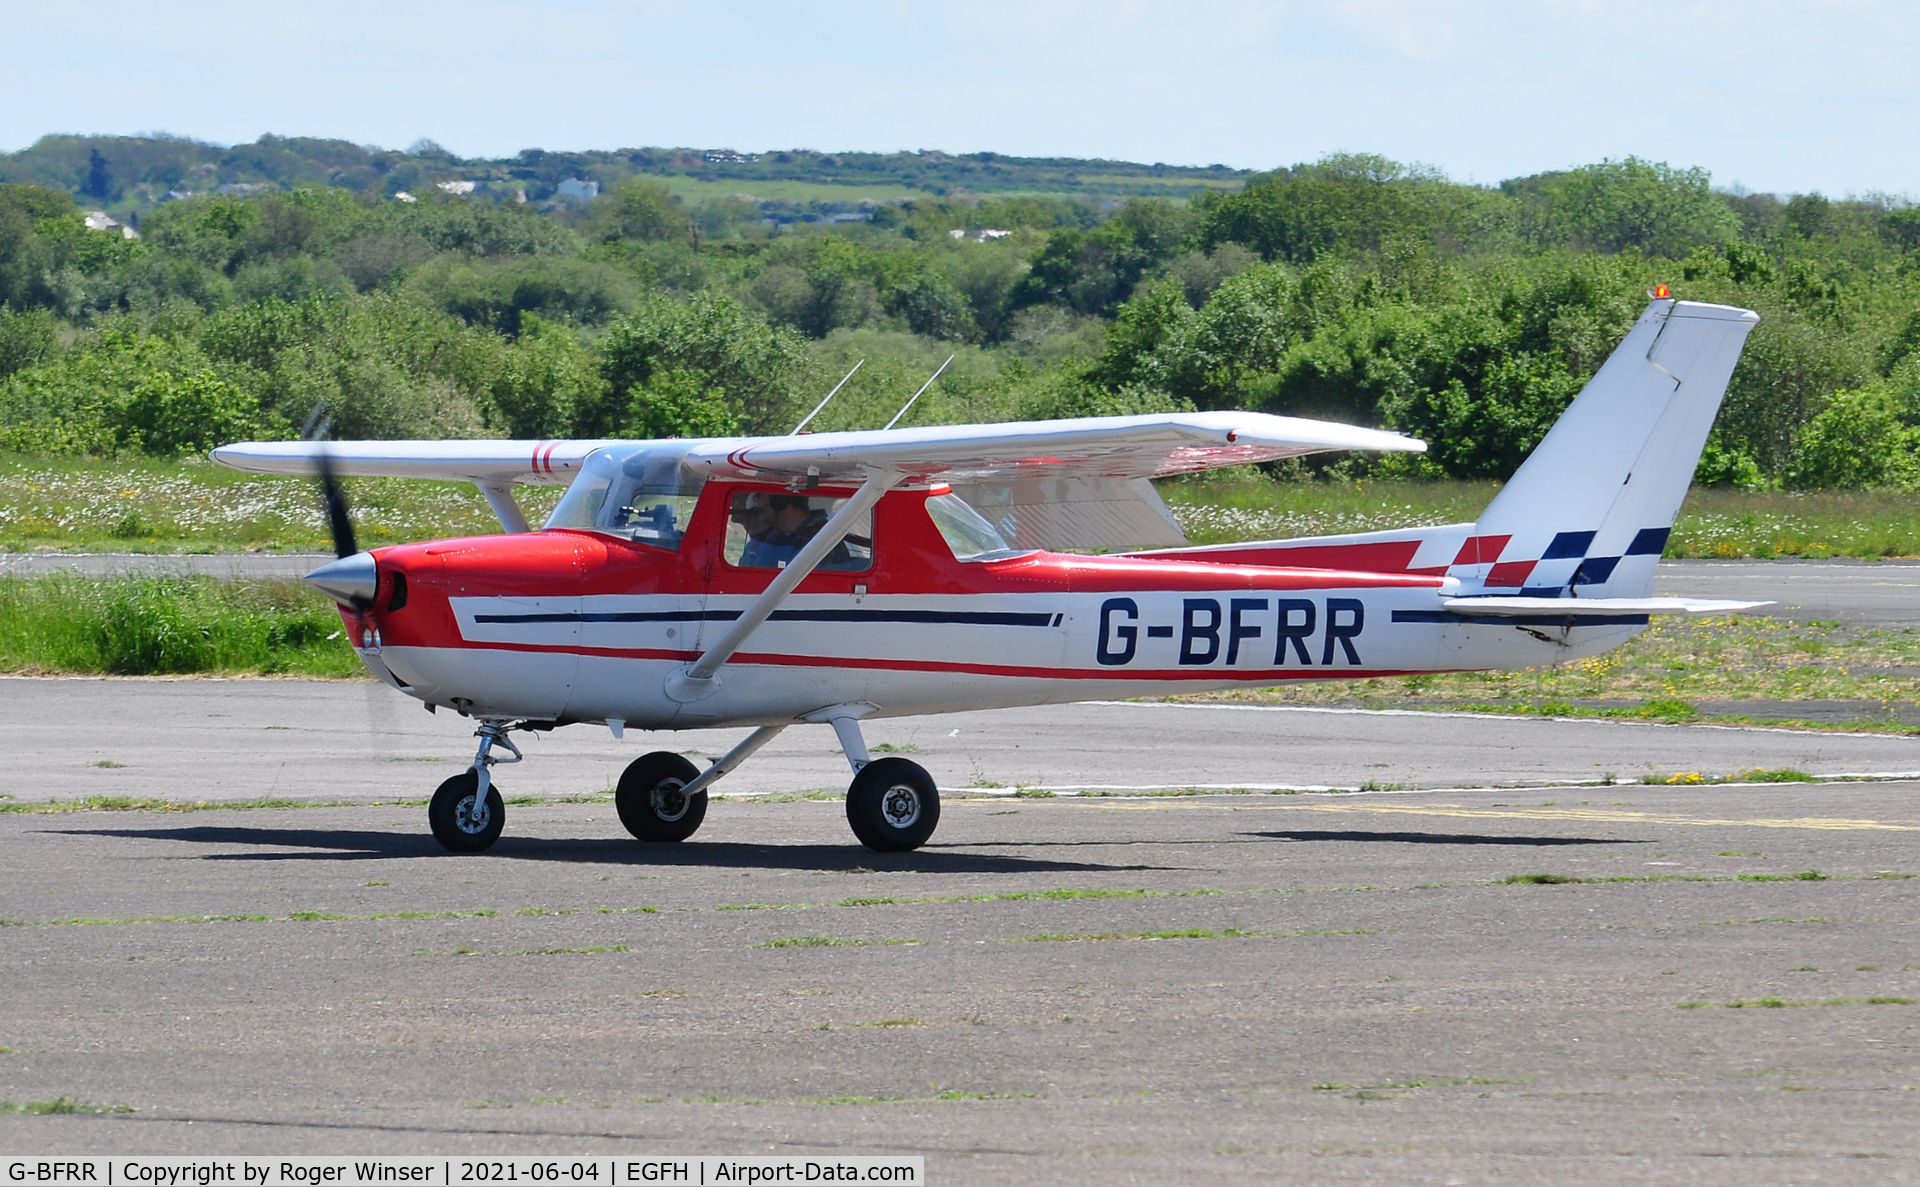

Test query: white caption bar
[2,1160,924,1187]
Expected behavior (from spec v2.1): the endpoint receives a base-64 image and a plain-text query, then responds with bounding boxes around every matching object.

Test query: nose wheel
[845,757,940,852]
[429,770,505,852]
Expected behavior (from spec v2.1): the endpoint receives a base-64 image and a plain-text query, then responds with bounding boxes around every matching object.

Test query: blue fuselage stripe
[1393,610,1650,627]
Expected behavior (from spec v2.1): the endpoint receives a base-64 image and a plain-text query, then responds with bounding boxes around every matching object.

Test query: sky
[6,0,1914,199]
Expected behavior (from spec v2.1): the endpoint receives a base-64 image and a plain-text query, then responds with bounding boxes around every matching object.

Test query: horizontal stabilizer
[1442,596,1771,617]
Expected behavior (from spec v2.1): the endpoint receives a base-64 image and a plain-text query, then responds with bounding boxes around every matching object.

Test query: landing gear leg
[428,721,522,853]
[616,725,787,843]
[821,711,939,852]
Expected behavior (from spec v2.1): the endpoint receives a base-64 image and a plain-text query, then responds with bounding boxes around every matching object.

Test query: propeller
[299,405,378,612]
[317,449,359,560]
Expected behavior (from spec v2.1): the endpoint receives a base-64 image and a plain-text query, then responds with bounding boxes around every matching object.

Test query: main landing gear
[426,710,941,854]
[615,751,706,842]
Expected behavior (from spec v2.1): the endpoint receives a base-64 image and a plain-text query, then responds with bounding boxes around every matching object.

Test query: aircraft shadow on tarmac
[53,824,1144,874]
[1252,828,1643,847]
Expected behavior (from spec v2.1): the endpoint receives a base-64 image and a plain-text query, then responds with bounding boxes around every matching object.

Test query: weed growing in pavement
[1678,996,1915,1009]
[0,1097,132,1115]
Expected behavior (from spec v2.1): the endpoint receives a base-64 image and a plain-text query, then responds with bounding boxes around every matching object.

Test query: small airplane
[213,295,1763,854]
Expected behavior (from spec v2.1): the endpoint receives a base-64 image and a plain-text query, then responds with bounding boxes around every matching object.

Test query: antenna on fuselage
[883,354,955,430]
[790,359,864,434]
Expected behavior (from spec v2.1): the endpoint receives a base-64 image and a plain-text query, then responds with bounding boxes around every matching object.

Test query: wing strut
[477,482,531,534]
[665,467,903,702]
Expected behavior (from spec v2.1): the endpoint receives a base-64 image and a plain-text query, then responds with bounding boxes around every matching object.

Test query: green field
[1159,474,1920,559]
[650,176,927,207]
[11,455,1920,559]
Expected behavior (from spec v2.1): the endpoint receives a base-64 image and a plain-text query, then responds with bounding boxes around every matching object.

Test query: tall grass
[1160,472,1496,545]
[11,454,1920,560]
[1162,472,1920,559]
[1667,488,1920,559]
[0,453,562,553]
[0,575,362,676]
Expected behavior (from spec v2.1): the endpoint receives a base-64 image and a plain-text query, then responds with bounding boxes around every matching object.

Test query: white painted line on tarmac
[931,774,1920,799]
[1080,698,1920,741]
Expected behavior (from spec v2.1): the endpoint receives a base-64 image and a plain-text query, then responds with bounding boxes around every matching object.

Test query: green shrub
[1788,386,1917,490]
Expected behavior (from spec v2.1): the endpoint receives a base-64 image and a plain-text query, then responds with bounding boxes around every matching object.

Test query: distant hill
[0,133,1251,216]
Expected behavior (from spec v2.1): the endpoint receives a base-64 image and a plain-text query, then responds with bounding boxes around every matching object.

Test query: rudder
[1447,298,1759,599]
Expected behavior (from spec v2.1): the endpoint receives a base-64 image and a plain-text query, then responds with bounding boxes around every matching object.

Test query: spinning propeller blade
[299,405,376,611]
[316,450,359,561]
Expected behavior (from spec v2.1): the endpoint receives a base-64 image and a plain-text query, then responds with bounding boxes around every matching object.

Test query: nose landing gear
[427,720,522,853]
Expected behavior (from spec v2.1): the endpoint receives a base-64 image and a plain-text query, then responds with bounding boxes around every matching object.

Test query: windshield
[926,492,1030,562]
[544,444,705,549]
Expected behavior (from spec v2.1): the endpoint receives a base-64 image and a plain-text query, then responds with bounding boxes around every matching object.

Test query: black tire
[616,751,708,842]
[845,758,940,852]
[429,770,504,853]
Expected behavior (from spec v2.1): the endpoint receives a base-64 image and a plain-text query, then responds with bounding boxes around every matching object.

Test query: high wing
[210,438,628,533]
[682,411,1423,485]
[210,438,626,486]
[213,411,1421,487]
[211,412,1424,544]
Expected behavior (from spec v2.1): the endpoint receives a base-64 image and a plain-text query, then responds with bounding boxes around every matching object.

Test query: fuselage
[335,482,1642,730]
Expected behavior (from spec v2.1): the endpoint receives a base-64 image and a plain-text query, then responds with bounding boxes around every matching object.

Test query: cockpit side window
[544,446,705,549]
[724,490,873,572]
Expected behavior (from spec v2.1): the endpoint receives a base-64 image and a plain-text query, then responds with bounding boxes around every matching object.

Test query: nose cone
[305,551,378,607]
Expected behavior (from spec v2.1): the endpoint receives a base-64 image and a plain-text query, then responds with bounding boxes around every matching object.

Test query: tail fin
[1447,298,1758,599]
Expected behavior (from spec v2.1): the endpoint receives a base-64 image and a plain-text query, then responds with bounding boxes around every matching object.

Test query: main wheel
[616,751,708,842]
[846,758,940,852]
[429,770,504,853]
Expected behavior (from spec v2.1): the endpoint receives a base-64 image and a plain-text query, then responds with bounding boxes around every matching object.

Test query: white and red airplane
[214,296,1761,853]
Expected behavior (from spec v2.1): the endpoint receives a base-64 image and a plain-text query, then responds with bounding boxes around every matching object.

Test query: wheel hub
[652,780,690,822]
[881,785,921,829]
[455,793,490,835]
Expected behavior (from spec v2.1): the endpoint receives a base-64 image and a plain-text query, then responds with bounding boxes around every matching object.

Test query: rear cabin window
[724,491,873,572]
[925,492,1029,562]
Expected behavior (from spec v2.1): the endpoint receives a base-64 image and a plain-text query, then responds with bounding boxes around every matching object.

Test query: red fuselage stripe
[396,640,1430,683]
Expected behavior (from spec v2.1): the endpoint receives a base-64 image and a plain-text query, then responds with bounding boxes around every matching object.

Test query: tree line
[1,145,1917,490]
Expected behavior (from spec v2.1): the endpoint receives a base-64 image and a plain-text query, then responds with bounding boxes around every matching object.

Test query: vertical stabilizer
[1448,298,1758,599]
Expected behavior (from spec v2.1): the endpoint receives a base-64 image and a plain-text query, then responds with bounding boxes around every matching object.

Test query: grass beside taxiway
[1190,614,1920,731]
[0,573,359,677]
[11,453,1920,559]
[1160,472,1920,559]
